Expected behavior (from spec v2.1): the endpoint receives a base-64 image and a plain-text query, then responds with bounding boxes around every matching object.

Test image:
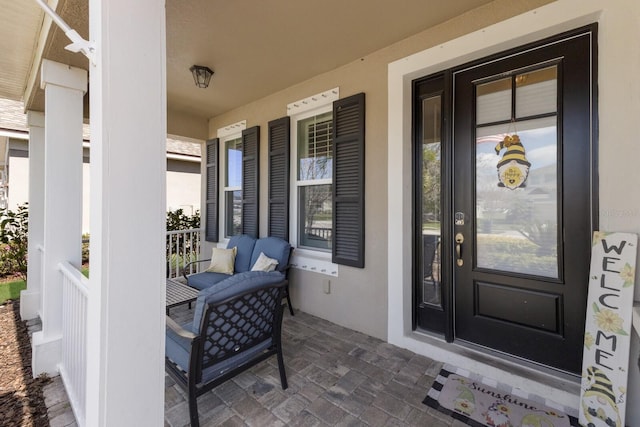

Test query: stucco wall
[167,108,209,141]
[204,0,553,340]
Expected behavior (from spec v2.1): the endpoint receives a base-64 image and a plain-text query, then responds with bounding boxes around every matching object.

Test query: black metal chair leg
[276,349,288,390]
[188,390,200,427]
[287,289,295,316]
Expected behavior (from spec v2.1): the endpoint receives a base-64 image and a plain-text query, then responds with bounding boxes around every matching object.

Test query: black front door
[452,28,596,374]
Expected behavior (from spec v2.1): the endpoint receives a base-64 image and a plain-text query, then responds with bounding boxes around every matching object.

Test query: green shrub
[166,209,200,231]
[0,204,28,281]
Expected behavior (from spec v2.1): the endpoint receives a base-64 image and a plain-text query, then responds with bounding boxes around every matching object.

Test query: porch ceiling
[0,0,44,101]
[0,0,494,120]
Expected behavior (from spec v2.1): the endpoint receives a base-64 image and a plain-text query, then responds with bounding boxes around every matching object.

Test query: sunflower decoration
[620,263,635,288]
[584,331,594,350]
[593,303,627,335]
[592,231,610,246]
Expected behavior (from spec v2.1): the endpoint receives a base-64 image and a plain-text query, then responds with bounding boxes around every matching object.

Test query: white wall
[7,147,201,233]
[9,150,91,233]
[7,155,28,209]
[166,161,201,215]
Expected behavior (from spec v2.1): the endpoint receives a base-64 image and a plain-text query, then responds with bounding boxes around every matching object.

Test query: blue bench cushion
[249,237,292,273]
[192,270,285,332]
[186,236,290,291]
[165,321,193,372]
[165,325,271,382]
[201,339,271,383]
[187,271,231,291]
[227,234,257,273]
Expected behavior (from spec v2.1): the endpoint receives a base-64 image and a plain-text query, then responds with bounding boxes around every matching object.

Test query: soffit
[0,0,44,101]
[25,0,89,115]
[3,0,496,118]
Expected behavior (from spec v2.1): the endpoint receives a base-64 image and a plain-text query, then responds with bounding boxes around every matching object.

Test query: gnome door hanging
[494,134,531,189]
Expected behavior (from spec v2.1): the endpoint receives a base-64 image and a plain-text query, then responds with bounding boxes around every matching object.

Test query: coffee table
[166,278,198,315]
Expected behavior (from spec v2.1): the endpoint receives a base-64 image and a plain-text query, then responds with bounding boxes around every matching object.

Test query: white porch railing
[36,228,200,427]
[58,261,89,427]
[166,228,202,279]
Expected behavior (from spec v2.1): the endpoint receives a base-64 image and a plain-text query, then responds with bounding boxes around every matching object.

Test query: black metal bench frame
[165,280,288,427]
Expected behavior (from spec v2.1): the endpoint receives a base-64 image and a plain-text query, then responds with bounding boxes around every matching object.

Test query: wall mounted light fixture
[190,65,214,88]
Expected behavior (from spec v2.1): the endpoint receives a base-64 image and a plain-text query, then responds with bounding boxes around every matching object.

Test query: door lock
[455,233,464,267]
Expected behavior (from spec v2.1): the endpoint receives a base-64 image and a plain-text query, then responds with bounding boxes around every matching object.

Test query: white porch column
[20,111,45,320]
[32,60,86,375]
[86,0,166,425]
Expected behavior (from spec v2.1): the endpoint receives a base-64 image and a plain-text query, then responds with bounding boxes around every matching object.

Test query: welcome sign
[580,231,637,427]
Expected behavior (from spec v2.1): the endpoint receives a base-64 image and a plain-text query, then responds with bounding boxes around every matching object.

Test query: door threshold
[407,328,581,409]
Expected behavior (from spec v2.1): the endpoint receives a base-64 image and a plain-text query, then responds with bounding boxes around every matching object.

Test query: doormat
[423,364,579,427]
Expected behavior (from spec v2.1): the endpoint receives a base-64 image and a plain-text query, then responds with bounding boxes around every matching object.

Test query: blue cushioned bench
[183,234,294,315]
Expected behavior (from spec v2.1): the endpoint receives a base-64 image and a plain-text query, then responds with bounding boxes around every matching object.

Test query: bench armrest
[182,258,211,281]
[166,315,197,340]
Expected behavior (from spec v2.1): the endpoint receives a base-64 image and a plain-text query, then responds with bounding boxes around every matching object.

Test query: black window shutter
[205,138,219,242]
[241,126,260,238]
[332,93,365,268]
[268,117,290,240]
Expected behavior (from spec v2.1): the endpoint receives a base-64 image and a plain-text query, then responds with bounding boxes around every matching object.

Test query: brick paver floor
[41,304,465,426]
[164,305,463,427]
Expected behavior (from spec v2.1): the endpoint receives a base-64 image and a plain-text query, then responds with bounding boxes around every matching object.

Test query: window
[296,111,333,251]
[223,136,242,237]
[284,90,365,270]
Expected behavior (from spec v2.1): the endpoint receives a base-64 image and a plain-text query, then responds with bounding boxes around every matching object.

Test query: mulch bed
[0,300,51,426]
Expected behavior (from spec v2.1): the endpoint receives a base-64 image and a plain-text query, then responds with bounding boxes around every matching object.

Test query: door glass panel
[476,78,511,124]
[475,116,558,278]
[516,66,557,118]
[421,96,442,306]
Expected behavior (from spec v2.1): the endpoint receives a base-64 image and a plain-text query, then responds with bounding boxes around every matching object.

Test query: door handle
[455,233,464,266]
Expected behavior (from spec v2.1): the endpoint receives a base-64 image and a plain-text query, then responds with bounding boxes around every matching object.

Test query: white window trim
[217,121,246,243]
[289,94,339,276]
[297,178,331,187]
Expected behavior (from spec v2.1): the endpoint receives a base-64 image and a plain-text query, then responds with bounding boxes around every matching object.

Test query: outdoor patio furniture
[165,278,198,315]
[183,234,295,316]
[165,271,288,427]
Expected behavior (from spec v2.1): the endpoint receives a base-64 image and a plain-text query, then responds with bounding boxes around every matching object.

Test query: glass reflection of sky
[476,126,556,174]
[228,149,242,187]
